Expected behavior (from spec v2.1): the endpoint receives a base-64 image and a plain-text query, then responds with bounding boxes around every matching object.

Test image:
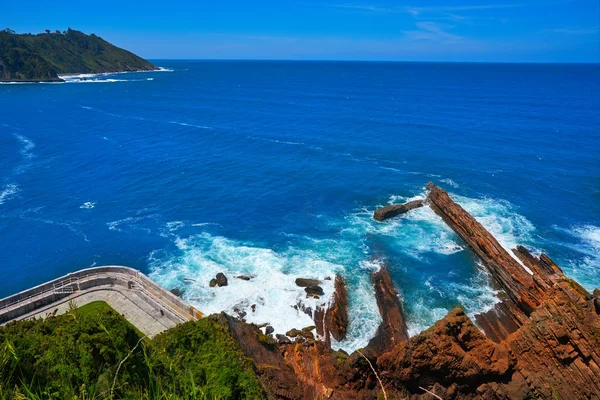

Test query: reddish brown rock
[426,182,545,316]
[373,199,424,221]
[364,266,409,357]
[326,276,349,341]
[377,308,519,398]
[295,278,321,287]
[220,313,305,399]
[213,184,600,399]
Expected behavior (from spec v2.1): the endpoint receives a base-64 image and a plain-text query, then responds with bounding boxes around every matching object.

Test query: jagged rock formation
[374,199,424,221]
[365,267,409,356]
[209,272,228,287]
[216,183,600,399]
[314,275,349,346]
[327,276,349,341]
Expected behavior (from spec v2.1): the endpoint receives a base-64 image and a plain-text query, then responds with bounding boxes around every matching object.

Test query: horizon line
[147,58,600,65]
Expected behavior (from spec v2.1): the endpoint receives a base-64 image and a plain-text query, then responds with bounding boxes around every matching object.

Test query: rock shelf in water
[218,183,600,399]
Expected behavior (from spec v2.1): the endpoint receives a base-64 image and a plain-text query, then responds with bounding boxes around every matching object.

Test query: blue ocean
[1,61,598,351]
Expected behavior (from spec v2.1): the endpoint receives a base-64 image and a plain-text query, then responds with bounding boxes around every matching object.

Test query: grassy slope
[0,28,156,81]
[0,304,263,399]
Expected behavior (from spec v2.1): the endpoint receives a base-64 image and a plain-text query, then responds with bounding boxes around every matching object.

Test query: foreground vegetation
[0,28,156,81]
[0,302,263,399]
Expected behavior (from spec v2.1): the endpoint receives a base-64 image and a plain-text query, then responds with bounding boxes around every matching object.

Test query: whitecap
[14,134,35,160]
[168,121,212,129]
[0,184,19,205]
[166,220,185,231]
[440,178,459,188]
[247,136,306,146]
[79,202,95,209]
[107,214,158,233]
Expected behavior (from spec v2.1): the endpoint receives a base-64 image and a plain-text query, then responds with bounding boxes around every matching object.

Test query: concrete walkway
[0,266,201,338]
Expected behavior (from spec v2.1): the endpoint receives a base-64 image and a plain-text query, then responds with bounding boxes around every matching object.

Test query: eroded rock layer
[373,199,424,221]
[218,184,600,399]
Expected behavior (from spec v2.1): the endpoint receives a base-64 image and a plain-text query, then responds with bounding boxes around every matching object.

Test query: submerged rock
[170,288,183,297]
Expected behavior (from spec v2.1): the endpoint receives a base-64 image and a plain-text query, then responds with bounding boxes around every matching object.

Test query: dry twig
[357,350,387,400]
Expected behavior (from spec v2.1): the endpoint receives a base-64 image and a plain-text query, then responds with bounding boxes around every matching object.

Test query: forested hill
[0,28,157,82]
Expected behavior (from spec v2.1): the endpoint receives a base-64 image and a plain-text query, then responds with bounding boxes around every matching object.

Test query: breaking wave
[148,233,339,340]
[555,225,600,291]
[148,190,534,350]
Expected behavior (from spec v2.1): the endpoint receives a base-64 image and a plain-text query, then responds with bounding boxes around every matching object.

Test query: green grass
[77,301,114,317]
[0,304,264,399]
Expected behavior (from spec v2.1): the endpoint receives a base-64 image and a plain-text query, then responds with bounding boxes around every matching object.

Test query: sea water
[1,61,598,351]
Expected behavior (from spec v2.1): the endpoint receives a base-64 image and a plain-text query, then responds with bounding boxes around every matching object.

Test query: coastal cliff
[0,28,157,82]
[223,183,600,399]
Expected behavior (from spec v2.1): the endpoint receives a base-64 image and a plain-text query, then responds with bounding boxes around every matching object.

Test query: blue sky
[3,0,599,62]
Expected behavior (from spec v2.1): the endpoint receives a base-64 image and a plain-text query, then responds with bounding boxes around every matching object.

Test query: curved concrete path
[0,266,202,338]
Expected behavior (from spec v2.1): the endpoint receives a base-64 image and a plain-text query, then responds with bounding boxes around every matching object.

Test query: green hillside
[0,302,264,399]
[0,28,157,82]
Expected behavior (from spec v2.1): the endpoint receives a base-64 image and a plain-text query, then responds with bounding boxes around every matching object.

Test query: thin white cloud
[325,4,394,13]
[545,27,600,34]
[408,3,531,14]
[403,21,464,42]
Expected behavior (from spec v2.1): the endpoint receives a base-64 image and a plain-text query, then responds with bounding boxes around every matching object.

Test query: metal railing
[0,266,201,323]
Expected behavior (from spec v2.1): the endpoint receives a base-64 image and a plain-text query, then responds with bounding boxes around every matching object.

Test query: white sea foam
[556,225,600,291]
[166,220,185,231]
[148,190,535,351]
[453,194,536,274]
[60,72,156,84]
[440,178,459,188]
[107,214,157,233]
[23,217,89,242]
[247,136,306,146]
[14,134,35,159]
[344,196,465,259]
[149,233,338,339]
[0,184,19,205]
[79,202,95,209]
[168,121,212,129]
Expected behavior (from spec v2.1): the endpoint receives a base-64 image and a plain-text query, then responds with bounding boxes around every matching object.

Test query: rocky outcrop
[295,278,320,287]
[220,313,305,399]
[373,199,424,221]
[326,276,349,341]
[426,182,547,341]
[210,273,228,287]
[216,184,600,399]
[364,266,409,356]
[314,275,349,344]
[378,308,518,398]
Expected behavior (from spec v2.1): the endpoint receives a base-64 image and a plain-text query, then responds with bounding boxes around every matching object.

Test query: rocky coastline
[216,183,600,399]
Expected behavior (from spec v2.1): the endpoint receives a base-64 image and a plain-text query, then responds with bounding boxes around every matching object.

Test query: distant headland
[0,28,157,82]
